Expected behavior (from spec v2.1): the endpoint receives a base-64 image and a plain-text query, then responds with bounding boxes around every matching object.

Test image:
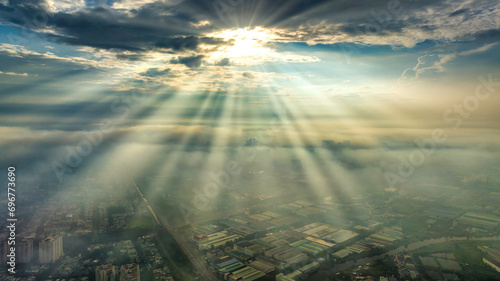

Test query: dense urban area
[1,142,500,281]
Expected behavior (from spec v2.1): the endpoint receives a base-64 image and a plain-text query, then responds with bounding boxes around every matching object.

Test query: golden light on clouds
[207,27,276,64]
[206,27,319,65]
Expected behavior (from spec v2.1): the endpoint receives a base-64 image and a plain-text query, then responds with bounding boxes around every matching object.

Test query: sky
[0,0,500,207]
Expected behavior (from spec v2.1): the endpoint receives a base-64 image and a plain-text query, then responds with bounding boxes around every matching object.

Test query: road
[132,179,161,225]
[157,215,219,281]
[131,179,219,281]
[309,236,500,280]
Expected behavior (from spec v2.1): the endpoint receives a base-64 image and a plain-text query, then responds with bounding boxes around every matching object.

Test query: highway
[131,179,219,281]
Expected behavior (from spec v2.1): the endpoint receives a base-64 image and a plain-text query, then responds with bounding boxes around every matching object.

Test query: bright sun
[207,27,276,64]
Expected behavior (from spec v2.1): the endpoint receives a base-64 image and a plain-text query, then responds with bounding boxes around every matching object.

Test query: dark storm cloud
[198,0,441,27]
[242,72,254,79]
[180,0,443,28]
[47,8,216,51]
[449,8,469,17]
[170,54,204,68]
[1,0,498,54]
[339,20,408,35]
[114,52,145,60]
[139,67,172,77]
[214,58,230,66]
[472,29,500,43]
[0,0,441,40]
[0,0,224,52]
[156,36,203,51]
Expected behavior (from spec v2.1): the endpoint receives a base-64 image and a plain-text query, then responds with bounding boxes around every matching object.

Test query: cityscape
[1,0,500,280]
[1,140,500,280]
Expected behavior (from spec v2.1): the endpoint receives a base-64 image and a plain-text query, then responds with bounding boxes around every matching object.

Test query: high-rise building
[322,140,335,149]
[18,238,34,263]
[39,235,63,263]
[246,138,258,146]
[321,139,350,150]
[120,263,140,281]
[96,264,117,281]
